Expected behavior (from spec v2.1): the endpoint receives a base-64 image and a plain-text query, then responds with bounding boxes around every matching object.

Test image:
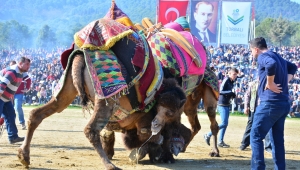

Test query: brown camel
[17,53,187,170]
[98,68,220,164]
[151,76,220,162]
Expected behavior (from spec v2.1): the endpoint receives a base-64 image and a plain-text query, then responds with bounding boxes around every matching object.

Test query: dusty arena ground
[0,107,299,170]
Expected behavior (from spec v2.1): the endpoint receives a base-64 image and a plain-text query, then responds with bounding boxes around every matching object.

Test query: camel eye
[166,110,174,117]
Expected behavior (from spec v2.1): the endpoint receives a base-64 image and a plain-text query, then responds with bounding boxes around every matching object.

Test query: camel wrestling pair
[17,2,220,170]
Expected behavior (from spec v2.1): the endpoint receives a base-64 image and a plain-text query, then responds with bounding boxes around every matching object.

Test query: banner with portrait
[189,0,219,45]
[158,0,189,25]
[220,2,251,45]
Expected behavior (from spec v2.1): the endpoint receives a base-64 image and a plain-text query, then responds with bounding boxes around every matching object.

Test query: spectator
[0,57,31,144]
[38,87,47,104]
[249,37,297,170]
[10,60,32,130]
[204,67,238,148]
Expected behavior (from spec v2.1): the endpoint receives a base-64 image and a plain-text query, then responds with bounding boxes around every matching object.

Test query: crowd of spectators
[206,44,300,117]
[1,44,300,117]
[0,47,80,106]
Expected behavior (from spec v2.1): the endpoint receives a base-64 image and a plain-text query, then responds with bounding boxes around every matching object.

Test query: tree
[36,25,56,49]
[255,18,274,42]
[268,16,295,46]
[290,23,300,46]
[0,20,31,49]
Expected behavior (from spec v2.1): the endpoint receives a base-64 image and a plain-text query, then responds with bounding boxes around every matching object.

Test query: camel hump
[160,28,202,68]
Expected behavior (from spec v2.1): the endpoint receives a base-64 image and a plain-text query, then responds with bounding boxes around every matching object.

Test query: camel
[17,53,187,170]
[17,18,220,170]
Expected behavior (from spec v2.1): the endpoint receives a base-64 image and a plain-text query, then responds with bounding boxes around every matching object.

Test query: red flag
[158,0,189,25]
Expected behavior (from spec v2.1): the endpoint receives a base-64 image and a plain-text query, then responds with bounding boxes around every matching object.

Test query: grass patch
[197,111,244,116]
[23,104,82,109]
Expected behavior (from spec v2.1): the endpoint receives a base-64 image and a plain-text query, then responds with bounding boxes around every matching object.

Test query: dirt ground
[0,107,299,170]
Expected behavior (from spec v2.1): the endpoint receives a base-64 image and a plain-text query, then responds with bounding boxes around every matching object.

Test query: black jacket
[218,76,236,106]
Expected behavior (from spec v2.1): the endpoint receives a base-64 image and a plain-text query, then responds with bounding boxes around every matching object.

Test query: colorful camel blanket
[203,67,219,100]
[182,74,203,96]
[148,32,207,77]
[54,49,127,99]
[84,49,127,98]
[74,18,133,51]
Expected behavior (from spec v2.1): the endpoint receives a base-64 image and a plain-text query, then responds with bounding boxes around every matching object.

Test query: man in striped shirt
[0,57,31,144]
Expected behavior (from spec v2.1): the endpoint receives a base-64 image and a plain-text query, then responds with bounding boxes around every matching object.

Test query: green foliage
[0,20,31,49]
[0,0,156,48]
[268,16,295,46]
[1,0,300,48]
[290,23,300,46]
[255,18,274,41]
[255,17,300,46]
[36,25,56,49]
[255,0,300,23]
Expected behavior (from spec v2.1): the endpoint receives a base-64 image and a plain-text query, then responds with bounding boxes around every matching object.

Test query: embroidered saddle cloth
[84,49,127,98]
[54,49,128,99]
[147,32,207,77]
[203,67,219,100]
[74,18,133,51]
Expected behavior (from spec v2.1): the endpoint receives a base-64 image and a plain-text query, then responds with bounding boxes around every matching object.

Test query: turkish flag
[158,0,189,25]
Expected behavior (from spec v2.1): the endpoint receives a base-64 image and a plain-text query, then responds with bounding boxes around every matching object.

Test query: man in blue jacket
[249,37,297,170]
[204,67,238,148]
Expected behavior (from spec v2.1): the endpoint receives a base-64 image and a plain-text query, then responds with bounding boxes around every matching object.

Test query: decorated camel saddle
[56,2,218,121]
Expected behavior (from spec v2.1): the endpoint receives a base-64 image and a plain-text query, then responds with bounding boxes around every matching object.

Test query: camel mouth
[151,118,163,135]
[171,146,181,156]
[151,125,162,136]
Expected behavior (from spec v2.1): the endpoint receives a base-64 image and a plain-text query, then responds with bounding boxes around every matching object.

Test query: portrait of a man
[191,1,218,44]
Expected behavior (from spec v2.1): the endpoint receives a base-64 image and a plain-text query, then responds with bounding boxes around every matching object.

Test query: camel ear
[180,99,186,108]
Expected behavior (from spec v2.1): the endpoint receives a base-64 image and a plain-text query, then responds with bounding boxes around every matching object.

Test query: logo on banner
[227,9,244,25]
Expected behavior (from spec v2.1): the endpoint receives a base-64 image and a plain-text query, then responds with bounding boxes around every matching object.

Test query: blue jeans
[264,131,272,150]
[0,99,19,141]
[250,100,290,170]
[198,99,204,109]
[207,105,230,142]
[14,93,25,124]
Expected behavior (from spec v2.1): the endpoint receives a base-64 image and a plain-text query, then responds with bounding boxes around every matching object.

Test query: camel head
[151,78,186,135]
[170,134,185,156]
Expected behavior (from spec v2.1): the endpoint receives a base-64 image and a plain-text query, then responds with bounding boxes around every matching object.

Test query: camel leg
[202,82,220,157]
[18,69,78,167]
[100,129,115,160]
[183,84,202,150]
[84,98,120,170]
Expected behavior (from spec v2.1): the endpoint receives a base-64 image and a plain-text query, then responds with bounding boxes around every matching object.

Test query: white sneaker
[21,123,26,130]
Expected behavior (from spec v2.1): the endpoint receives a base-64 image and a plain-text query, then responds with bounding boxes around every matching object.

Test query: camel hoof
[17,148,30,167]
[128,148,148,163]
[209,151,220,157]
[107,154,113,160]
[105,164,122,170]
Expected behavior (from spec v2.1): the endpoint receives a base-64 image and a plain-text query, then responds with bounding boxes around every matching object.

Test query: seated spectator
[46,73,56,81]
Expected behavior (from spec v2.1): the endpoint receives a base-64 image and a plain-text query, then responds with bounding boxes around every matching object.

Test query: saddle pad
[137,41,157,110]
[182,74,203,96]
[179,31,207,75]
[84,49,127,99]
[111,32,146,87]
[164,22,184,32]
[148,32,205,77]
[111,32,149,109]
[54,50,85,98]
[148,33,180,77]
[203,67,219,100]
[74,18,133,51]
